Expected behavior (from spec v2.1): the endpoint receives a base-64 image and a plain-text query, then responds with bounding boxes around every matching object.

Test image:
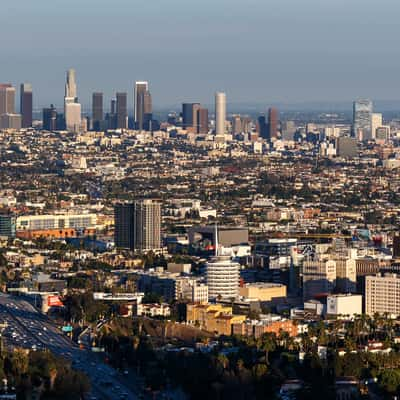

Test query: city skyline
[2,0,400,108]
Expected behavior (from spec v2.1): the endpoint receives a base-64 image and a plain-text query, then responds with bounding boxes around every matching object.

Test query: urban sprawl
[0,70,400,399]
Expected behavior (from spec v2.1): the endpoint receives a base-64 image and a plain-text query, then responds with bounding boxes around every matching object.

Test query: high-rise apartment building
[365,273,400,316]
[215,92,226,136]
[116,92,128,129]
[353,99,373,140]
[134,81,151,131]
[114,200,161,252]
[92,92,103,130]
[20,83,33,128]
[134,199,161,252]
[268,107,279,139]
[114,203,135,249]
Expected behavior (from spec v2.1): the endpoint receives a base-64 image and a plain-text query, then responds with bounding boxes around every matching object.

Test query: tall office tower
[111,98,116,115]
[65,68,77,100]
[92,92,103,131]
[0,114,21,130]
[20,83,33,128]
[181,103,198,129]
[257,115,268,139]
[197,107,209,134]
[143,90,153,131]
[215,92,226,135]
[232,115,242,134]
[353,99,373,140]
[281,120,297,141]
[134,199,161,252]
[65,103,82,132]
[134,81,150,130]
[42,104,57,131]
[114,203,135,249]
[116,92,128,129]
[371,112,382,140]
[64,69,81,132]
[268,107,279,139]
[302,258,336,300]
[0,84,16,115]
[206,255,240,300]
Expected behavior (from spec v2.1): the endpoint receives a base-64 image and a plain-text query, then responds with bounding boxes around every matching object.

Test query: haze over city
[3,1,400,399]
[2,0,400,108]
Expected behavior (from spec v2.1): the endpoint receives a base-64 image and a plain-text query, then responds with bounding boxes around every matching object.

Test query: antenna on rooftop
[214,223,219,257]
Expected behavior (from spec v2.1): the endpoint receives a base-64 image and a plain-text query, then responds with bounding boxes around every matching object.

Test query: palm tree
[259,333,276,365]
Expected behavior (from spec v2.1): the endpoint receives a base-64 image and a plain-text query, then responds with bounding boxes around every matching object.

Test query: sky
[1,0,400,110]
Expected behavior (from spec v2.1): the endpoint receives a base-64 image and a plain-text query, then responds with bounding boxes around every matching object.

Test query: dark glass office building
[92,92,103,130]
[42,105,57,131]
[20,83,33,128]
[116,92,127,129]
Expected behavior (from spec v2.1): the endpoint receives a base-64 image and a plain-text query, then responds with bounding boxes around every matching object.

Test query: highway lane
[0,293,140,400]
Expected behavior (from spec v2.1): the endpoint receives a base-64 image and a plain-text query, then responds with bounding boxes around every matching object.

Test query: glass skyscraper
[353,99,373,140]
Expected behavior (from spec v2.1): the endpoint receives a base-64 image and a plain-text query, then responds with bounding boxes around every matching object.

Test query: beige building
[365,273,400,316]
[239,282,286,302]
[335,257,356,293]
[303,258,336,300]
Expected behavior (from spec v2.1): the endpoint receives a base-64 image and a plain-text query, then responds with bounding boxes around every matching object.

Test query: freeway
[0,293,139,400]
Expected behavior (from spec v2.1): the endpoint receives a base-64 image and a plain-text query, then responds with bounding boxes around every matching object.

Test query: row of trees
[0,348,90,399]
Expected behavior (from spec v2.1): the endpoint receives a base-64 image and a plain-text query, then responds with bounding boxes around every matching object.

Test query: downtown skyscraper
[20,83,32,128]
[92,92,103,131]
[353,99,373,140]
[268,107,279,139]
[64,69,81,132]
[116,92,128,129]
[134,81,152,131]
[215,92,226,136]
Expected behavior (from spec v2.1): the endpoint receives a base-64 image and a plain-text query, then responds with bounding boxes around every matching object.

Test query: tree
[379,369,400,394]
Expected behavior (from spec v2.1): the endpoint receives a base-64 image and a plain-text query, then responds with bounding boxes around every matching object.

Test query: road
[0,293,140,400]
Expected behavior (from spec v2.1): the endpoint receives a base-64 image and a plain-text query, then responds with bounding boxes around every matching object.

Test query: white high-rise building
[64,69,81,132]
[134,199,161,252]
[206,255,240,300]
[215,92,226,136]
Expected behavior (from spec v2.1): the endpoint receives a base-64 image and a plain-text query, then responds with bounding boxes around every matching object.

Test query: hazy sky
[1,0,400,109]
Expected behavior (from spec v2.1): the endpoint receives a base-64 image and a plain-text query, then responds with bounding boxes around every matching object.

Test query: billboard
[48,295,63,307]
